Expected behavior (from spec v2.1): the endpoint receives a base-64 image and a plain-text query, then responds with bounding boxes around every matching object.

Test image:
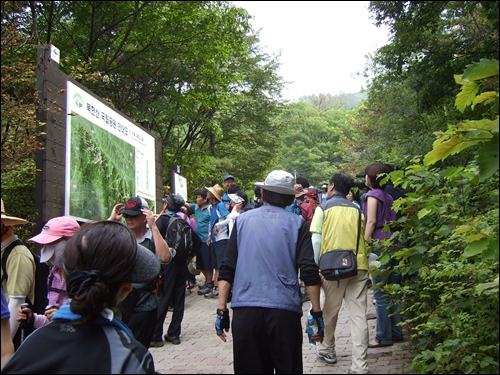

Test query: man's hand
[16,306,32,322]
[17,306,34,328]
[108,203,125,221]
[215,308,230,342]
[310,309,325,343]
[44,308,58,321]
[142,208,156,229]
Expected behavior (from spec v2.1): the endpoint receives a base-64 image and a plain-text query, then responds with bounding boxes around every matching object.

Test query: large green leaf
[477,133,499,181]
[457,118,498,132]
[455,81,479,113]
[462,59,499,81]
[472,91,497,108]
[463,238,490,258]
[424,135,464,165]
[475,277,499,295]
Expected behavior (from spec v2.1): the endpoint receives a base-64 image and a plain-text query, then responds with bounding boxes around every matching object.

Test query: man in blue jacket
[221,174,235,210]
[214,170,324,374]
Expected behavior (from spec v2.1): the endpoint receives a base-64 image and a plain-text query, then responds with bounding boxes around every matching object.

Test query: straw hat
[294,184,307,198]
[205,184,224,202]
[1,199,28,226]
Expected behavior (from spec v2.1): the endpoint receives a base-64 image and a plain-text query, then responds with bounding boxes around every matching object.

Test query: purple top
[33,266,68,328]
[362,188,396,241]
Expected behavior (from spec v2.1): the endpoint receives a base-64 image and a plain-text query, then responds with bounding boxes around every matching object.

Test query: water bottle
[306,314,316,345]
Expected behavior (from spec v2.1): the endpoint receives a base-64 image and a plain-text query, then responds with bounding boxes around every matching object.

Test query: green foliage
[1,1,287,206]
[386,162,499,374]
[1,1,43,242]
[299,92,367,111]
[274,101,361,185]
[381,59,499,374]
[425,59,499,181]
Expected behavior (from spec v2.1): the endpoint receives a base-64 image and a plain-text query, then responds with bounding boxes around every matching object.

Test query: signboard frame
[35,45,163,225]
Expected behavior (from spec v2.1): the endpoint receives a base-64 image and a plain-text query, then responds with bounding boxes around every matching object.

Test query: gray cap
[255,170,297,196]
[163,194,185,213]
[123,243,161,283]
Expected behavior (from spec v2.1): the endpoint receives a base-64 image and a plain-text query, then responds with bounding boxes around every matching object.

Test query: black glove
[215,308,230,335]
[310,309,325,338]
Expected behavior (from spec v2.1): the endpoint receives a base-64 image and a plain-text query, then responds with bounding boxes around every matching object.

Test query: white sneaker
[317,350,337,364]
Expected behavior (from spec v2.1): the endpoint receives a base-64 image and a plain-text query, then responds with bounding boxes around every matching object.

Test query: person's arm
[1,317,14,369]
[297,222,324,342]
[108,203,125,221]
[7,297,23,339]
[144,209,172,263]
[1,288,14,369]
[216,227,238,342]
[218,225,238,285]
[306,284,322,312]
[217,279,232,313]
[297,221,322,288]
[364,196,378,241]
[310,207,324,264]
[215,216,231,229]
[311,233,322,264]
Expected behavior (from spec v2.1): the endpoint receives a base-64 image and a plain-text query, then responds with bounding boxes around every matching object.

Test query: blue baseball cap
[224,174,235,182]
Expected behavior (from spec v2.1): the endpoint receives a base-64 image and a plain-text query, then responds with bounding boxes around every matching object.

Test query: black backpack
[2,239,50,315]
[157,215,201,262]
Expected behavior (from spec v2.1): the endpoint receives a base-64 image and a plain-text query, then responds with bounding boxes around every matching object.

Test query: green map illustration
[69,117,135,219]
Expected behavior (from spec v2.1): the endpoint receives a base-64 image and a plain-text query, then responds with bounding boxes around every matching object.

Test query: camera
[352,179,367,190]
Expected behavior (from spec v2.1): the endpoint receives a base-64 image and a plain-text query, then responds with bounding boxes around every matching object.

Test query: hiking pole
[19,302,30,343]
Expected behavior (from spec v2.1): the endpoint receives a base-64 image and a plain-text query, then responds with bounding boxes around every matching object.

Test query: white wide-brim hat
[255,170,297,196]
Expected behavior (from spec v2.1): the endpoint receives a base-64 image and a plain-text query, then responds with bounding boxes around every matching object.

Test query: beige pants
[317,270,369,374]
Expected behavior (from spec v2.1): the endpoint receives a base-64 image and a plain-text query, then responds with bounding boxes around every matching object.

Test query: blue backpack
[286,199,303,216]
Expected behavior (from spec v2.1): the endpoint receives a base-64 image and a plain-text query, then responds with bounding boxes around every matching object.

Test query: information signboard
[65,82,156,220]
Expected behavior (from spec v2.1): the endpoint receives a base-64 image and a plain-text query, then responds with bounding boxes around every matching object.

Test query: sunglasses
[122,213,141,219]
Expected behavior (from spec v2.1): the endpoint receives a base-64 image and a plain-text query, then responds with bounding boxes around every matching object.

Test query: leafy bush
[378,59,499,374]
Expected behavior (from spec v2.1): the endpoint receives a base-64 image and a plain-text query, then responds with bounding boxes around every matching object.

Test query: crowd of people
[1,163,407,374]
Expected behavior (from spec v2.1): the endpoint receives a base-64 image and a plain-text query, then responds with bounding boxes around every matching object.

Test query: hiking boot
[164,334,181,345]
[317,350,337,364]
[204,288,219,298]
[198,282,213,295]
[149,341,164,348]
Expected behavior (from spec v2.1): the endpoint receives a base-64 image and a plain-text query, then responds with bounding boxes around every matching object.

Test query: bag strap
[1,239,25,282]
[354,208,361,256]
